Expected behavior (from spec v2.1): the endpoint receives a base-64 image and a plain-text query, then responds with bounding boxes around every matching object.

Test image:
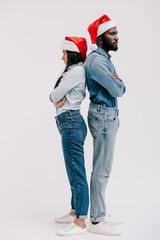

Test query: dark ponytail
[54,51,83,88]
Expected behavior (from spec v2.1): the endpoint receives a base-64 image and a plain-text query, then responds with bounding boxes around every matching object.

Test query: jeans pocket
[107,115,116,122]
[88,114,100,139]
[72,119,87,139]
[57,120,70,135]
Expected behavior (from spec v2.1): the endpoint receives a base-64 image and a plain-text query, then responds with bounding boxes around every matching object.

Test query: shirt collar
[95,47,111,59]
[68,61,83,71]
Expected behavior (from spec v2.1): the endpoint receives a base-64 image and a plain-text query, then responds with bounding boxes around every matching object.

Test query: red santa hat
[61,36,87,62]
[88,14,117,50]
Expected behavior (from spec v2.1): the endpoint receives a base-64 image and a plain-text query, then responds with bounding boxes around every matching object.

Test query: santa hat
[88,14,117,50]
[61,36,87,62]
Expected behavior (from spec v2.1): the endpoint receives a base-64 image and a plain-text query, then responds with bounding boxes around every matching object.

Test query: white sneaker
[88,221,121,236]
[105,212,123,225]
[55,213,75,224]
[56,222,87,236]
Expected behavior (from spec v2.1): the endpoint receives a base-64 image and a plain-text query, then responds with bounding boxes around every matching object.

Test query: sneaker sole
[88,229,121,236]
[55,220,73,224]
[56,230,87,236]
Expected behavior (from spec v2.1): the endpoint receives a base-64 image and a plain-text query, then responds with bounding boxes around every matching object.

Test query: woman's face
[62,50,68,64]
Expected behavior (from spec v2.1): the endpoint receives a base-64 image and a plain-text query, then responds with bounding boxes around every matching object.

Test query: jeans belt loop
[115,109,117,118]
[68,110,72,116]
[55,116,59,125]
[97,105,101,112]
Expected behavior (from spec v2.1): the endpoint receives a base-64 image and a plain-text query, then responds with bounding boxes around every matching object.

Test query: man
[85,14,126,236]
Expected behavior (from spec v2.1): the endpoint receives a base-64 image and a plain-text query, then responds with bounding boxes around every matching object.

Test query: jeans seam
[92,135,104,218]
[70,128,80,217]
[88,116,101,139]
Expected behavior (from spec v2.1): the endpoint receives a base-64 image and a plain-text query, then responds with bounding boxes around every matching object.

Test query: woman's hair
[54,50,83,89]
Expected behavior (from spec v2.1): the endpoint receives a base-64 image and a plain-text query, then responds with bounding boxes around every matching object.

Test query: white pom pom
[89,44,97,51]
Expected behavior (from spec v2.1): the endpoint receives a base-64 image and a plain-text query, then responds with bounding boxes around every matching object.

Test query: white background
[0,0,160,239]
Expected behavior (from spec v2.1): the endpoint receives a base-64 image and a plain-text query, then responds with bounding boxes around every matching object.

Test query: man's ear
[97,35,102,41]
[96,35,102,46]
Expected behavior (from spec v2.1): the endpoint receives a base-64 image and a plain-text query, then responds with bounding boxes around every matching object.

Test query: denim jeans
[56,110,89,219]
[87,102,119,222]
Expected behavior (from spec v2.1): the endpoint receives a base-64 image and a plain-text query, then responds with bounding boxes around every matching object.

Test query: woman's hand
[53,97,66,108]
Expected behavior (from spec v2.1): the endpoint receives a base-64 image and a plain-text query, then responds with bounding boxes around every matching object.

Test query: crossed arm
[53,72,121,108]
[90,57,126,97]
[50,67,83,108]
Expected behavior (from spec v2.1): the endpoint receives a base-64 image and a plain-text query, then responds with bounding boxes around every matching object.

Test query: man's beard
[102,34,118,52]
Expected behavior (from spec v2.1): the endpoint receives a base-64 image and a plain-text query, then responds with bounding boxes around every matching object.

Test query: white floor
[0,192,159,240]
[1,123,159,240]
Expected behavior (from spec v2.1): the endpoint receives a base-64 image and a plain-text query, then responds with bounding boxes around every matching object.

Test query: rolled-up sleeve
[91,56,126,97]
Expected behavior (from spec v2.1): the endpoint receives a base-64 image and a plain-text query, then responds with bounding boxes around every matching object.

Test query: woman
[50,36,89,236]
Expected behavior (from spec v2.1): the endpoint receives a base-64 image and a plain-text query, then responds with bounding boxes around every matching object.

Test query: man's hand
[53,97,66,107]
[112,72,123,82]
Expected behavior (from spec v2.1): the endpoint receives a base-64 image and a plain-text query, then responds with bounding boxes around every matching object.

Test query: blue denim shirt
[85,47,126,108]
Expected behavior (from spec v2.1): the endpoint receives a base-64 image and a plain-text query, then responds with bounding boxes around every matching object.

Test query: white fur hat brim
[97,20,117,37]
[60,39,80,52]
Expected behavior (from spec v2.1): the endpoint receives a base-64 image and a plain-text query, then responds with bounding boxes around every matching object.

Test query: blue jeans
[56,110,89,219]
[88,102,119,222]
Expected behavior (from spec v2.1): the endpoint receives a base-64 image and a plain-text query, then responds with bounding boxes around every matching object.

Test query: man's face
[101,27,119,52]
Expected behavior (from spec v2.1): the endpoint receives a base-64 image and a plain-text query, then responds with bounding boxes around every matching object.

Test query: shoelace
[103,221,117,228]
[62,213,70,218]
[64,222,85,231]
[64,223,76,231]
[60,213,74,219]
[106,212,112,218]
